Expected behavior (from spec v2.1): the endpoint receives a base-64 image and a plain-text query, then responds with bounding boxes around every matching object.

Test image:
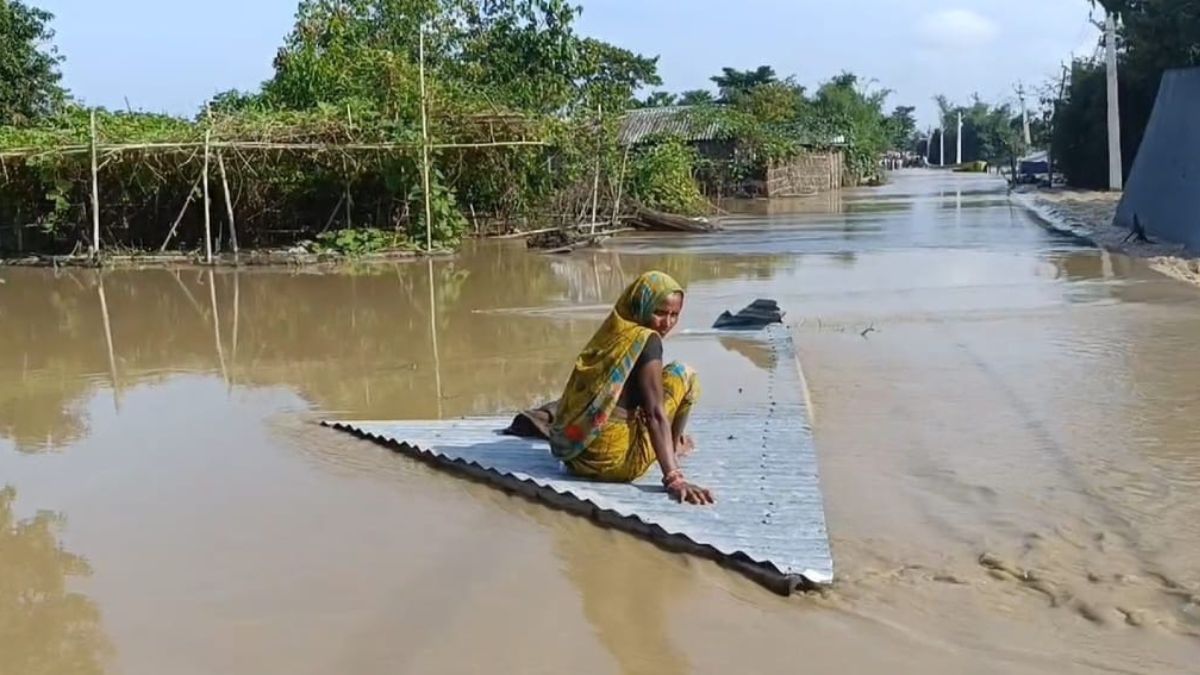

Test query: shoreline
[0,247,453,270]
[1012,188,1200,286]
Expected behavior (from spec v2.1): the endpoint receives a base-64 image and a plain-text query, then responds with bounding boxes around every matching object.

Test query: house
[618,106,847,197]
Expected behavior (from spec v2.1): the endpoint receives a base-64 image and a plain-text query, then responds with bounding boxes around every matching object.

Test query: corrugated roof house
[617,105,849,196]
[617,106,724,146]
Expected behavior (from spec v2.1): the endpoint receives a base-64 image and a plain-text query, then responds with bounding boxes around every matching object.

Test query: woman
[550,271,713,505]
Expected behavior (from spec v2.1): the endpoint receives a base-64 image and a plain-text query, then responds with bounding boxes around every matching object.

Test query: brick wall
[765,149,844,196]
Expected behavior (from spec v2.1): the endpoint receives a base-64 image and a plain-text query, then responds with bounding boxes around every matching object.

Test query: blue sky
[38,0,1101,126]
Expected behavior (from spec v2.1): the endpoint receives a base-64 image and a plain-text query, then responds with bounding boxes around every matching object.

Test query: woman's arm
[636,357,714,505]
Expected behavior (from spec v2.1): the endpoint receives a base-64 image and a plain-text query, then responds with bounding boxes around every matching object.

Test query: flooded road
[3,170,1199,673]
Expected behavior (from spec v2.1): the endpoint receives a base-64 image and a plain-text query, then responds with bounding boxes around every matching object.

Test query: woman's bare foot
[674,434,696,458]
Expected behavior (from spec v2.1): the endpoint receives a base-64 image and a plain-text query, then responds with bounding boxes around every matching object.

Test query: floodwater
[3,170,1199,674]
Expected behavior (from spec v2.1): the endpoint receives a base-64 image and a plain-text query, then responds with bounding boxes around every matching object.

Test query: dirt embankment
[1015,188,1200,286]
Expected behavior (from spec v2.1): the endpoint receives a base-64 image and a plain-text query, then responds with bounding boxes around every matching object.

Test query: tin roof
[325,325,833,592]
[617,105,724,146]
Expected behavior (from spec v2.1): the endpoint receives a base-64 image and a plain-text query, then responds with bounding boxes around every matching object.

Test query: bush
[629,138,710,215]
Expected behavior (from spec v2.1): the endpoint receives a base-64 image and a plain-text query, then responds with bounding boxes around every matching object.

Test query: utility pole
[956,111,963,164]
[1047,63,1070,188]
[1016,83,1032,147]
[1104,11,1123,190]
[939,125,945,166]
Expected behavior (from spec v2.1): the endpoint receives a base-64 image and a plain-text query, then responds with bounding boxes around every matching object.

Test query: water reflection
[0,248,791,452]
[718,335,776,372]
[0,486,113,674]
[558,530,689,675]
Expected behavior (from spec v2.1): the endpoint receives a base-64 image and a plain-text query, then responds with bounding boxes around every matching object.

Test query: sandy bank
[1013,188,1200,286]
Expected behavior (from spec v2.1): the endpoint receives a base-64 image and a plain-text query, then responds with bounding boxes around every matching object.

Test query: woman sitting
[549,271,714,505]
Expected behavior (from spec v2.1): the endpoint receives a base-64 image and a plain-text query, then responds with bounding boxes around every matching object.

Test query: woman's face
[649,292,683,337]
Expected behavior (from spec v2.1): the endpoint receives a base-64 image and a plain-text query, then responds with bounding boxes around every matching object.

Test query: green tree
[1048,0,1200,187]
[736,79,805,124]
[0,0,66,125]
[711,65,777,102]
[884,105,917,150]
[640,91,677,107]
[811,73,890,182]
[678,89,714,105]
[263,0,660,116]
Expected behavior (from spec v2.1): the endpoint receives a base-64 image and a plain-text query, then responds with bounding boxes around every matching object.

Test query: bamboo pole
[611,146,630,225]
[419,26,434,251]
[589,105,602,235]
[89,111,101,258]
[159,174,202,252]
[216,152,238,255]
[202,127,213,264]
[320,193,346,233]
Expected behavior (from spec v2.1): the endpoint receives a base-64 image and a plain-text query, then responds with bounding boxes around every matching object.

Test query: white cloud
[917,9,1000,50]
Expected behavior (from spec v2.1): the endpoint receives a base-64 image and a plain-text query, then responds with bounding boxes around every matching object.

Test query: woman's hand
[674,434,696,458]
[668,480,714,505]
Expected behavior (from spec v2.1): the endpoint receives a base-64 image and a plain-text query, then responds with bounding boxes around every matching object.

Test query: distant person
[507,271,713,505]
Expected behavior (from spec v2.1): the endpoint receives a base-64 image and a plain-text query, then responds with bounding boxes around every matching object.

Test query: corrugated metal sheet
[617,106,724,146]
[324,325,832,593]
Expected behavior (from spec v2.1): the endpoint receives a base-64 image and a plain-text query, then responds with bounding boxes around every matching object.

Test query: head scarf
[550,270,684,461]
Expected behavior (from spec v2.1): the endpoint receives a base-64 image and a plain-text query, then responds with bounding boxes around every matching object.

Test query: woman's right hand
[668,480,714,505]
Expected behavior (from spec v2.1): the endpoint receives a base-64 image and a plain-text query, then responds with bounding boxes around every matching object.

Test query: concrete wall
[1115,67,1200,252]
[765,150,844,196]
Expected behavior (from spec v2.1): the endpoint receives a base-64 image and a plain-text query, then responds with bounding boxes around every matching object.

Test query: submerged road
[2,169,1198,673]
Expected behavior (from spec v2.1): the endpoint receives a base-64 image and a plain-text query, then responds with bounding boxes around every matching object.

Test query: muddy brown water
[3,170,1200,674]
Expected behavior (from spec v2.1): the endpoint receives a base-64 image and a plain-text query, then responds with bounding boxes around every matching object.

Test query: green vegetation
[628,138,710,215]
[0,1,908,257]
[0,1,66,125]
[1050,1,1199,188]
[929,95,1029,172]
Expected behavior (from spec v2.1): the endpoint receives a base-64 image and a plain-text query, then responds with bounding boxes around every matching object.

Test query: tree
[932,94,1026,167]
[0,0,67,125]
[711,65,777,102]
[678,89,714,105]
[1051,0,1200,187]
[884,105,917,150]
[736,79,804,124]
[640,91,677,107]
[263,0,660,116]
[811,73,891,182]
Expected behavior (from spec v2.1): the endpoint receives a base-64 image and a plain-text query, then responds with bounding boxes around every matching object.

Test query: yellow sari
[551,271,700,482]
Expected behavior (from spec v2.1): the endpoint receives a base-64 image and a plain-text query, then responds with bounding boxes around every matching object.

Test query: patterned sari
[550,271,700,482]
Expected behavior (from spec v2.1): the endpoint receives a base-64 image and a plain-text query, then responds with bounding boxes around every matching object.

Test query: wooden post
[89,111,101,258]
[216,152,238,255]
[202,127,213,264]
[418,26,434,251]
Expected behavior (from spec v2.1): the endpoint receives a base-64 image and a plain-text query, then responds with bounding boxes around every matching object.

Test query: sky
[37,0,1102,126]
